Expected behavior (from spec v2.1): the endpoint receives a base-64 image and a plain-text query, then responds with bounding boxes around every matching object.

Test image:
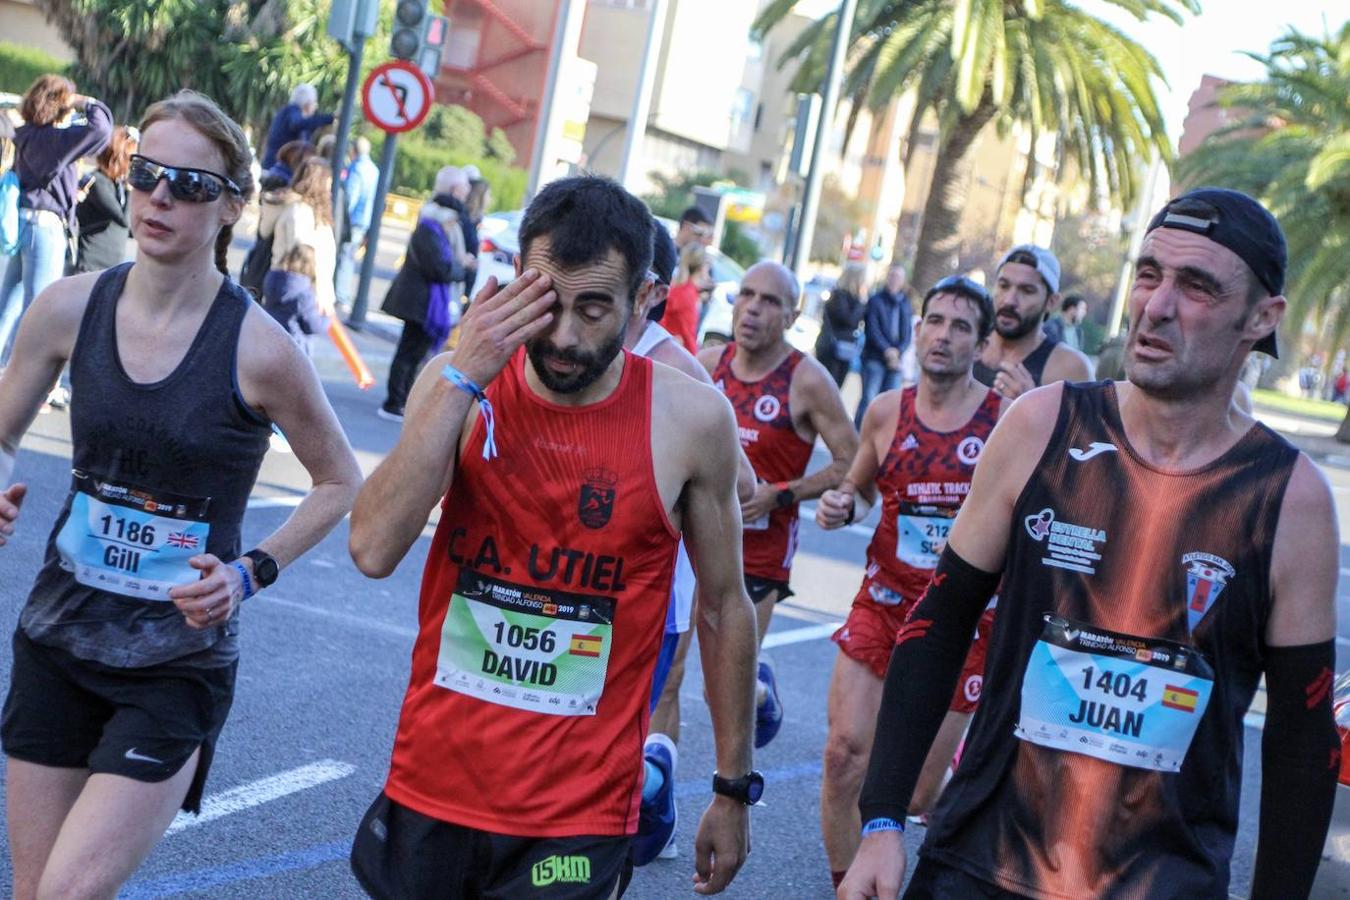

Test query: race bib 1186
[435,570,616,717]
[1015,614,1214,772]
[54,470,211,602]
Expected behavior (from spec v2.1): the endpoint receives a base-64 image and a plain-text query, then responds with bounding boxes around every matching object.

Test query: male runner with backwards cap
[843,188,1339,900]
[626,219,755,866]
[815,275,1004,892]
[974,244,1094,400]
[349,176,759,899]
[699,261,858,749]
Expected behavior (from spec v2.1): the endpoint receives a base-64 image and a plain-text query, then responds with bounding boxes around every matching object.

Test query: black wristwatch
[773,483,795,509]
[712,770,764,805]
[242,548,279,589]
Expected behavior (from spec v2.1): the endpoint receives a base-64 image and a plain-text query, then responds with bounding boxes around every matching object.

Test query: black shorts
[903,856,1033,899]
[1,627,235,814]
[745,576,793,605]
[351,792,633,899]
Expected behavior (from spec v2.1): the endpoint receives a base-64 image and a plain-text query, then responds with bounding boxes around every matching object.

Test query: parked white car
[469,210,521,299]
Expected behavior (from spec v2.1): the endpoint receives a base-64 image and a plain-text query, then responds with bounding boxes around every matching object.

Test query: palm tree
[1179,25,1350,439]
[754,0,1197,292]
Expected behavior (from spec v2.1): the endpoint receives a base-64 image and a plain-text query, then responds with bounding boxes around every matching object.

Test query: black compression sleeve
[1252,640,1340,900]
[858,546,1001,823]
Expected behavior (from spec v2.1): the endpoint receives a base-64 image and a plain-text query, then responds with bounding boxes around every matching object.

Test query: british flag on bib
[167,531,199,550]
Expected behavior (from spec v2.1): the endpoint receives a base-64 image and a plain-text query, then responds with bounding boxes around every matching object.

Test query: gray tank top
[20,263,272,668]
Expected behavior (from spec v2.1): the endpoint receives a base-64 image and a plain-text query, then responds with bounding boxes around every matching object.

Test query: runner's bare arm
[1043,342,1095,385]
[0,275,96,545]
[818,388,894,530]
[681,390,755,895]
[788,357,858,502]
[1251,454,1339,899]
[350,272,555,577]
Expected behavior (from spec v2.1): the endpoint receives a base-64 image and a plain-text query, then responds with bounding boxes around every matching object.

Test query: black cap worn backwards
[1145,187,1285,357]
[647,223,678,322]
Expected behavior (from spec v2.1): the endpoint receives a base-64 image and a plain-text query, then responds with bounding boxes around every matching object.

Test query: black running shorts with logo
[1,628,236,813]
[351,792,634,899]
[744,575,793,605]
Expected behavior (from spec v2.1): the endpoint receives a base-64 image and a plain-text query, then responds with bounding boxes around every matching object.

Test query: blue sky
[792,1,1346,145]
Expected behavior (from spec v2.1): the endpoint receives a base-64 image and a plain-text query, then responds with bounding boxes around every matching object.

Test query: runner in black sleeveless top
[844,190,1339,900]
[975,244,1093,400]
[0,91,360,900]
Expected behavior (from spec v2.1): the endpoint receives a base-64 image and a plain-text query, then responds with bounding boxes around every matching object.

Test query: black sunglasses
[128,154,241,203]
[926,274,991,304]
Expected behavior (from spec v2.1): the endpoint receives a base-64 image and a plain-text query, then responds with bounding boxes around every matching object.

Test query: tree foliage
[754,0,1195,291]
[0,41,68,94]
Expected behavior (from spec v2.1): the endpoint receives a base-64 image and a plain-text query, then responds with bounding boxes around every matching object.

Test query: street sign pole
[349,133,398,328]
[331,34,366,211]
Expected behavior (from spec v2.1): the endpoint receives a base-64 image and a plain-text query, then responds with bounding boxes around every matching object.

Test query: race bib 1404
[54,471,211,602]
[435,570,616,717]
[1015,614,1214,772]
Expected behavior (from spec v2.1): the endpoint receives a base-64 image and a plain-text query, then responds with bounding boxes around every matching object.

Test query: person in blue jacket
[258,84,333,171]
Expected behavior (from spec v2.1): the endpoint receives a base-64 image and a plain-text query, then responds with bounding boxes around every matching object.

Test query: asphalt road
[1,232,1349,898]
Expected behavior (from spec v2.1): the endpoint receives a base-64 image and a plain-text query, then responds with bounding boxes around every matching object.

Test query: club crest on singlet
[1182,551,1235,634]
[578,467,618,530]
[753,395,781,422]
[1023,507,1107,576]
[956,436,984,465]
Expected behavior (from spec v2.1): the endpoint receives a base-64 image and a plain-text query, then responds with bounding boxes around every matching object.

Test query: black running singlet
[21,263,271,668]
[974,336,1057,388]
[919,382,1298,899]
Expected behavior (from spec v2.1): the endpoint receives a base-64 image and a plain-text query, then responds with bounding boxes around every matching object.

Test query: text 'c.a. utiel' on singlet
[867,385,1001,603]
[385,349,680,838]
[21,263,271,669]
[920,382,1298,900]
[711,343,814,581]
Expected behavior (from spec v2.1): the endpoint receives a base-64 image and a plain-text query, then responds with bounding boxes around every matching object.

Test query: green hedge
[0,42,68,96]
[373,133,526,212]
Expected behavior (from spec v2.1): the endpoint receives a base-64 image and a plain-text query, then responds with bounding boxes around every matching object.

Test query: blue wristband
[231,561,255,601]
[442,364,498,461]
[861,816,904,836]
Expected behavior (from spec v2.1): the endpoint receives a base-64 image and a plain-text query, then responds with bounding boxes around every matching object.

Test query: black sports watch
[242,548,279,590]
[712,770,764,805]
[773,483,795,509]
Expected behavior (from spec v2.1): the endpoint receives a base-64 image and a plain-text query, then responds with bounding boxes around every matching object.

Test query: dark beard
[994,305,1044,340]
[527,327,627,394]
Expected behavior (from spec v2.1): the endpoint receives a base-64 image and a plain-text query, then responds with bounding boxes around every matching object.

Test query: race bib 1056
[435,570,616,717]
[1015,614,1214,772]
[54,470,211,602]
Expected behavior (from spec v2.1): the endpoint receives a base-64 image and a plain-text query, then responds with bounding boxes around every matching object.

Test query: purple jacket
[13,100,113,226]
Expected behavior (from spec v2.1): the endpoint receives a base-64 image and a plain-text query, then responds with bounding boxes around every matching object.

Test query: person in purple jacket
[0,74,112,365]
[261,244,331,355]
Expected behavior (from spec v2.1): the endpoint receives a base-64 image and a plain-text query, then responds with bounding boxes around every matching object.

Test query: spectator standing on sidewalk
[74,125,137,274]
[377,166,472,421]
[336,136,378,309]
[854,262,913,427]
[1042,293,1087,350]
[259,84,333,170]
[814,263,867,387]
[0,75,111,364]
[665,241,708,352]
[268,157,336,319]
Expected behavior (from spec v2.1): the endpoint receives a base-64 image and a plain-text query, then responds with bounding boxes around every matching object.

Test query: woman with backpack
[0,74,112,365]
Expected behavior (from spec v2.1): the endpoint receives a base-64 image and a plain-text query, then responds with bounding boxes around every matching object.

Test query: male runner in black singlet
[843,189,1340,899]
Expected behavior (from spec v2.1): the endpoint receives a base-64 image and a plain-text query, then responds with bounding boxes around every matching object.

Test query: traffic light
[390,0,428,60]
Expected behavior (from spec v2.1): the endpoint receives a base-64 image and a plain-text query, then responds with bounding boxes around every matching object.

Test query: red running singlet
[867,385,1001,602]
[711,343,814,582]
[384,350,680,837]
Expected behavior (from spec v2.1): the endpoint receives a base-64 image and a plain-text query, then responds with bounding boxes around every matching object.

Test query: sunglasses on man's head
[128,155,241,203]
[927,274,991,304]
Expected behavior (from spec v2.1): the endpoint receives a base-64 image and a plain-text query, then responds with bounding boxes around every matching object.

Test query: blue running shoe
[755,660,783,749]
[632,734,678,866]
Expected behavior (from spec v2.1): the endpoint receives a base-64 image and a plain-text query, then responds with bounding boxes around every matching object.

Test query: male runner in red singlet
[815,276,1003,891]
[973,244,1093,400]
[844,189,1339,900]
[348,176,759,899]
[699,261,858,749]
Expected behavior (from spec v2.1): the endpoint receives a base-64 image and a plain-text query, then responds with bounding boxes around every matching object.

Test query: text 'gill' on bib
[435,569,616,717]
[1015,614,1214,772]
[55,470,211,602]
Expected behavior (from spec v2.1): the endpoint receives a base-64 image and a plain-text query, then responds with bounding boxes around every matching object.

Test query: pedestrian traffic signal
[390,0,428,60]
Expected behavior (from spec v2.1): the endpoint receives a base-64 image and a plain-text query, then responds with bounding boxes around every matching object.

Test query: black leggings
[385,321,439,412]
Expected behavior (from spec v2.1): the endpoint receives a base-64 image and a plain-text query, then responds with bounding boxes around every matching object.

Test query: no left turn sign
[361,60,434,134]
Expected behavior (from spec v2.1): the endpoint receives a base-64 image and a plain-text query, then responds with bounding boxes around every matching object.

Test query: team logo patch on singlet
[578,467,618,530]
[55,470,211,601]
[1015,615,1214,772]
[1023,507,1107,575]
[956,436,984,466]
[435,570,616,716]
[754,395,781,422]
[1182,551,1235,634]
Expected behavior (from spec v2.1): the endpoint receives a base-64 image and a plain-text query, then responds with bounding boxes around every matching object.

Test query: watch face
[746,775,764,803]
[251,554,279,585]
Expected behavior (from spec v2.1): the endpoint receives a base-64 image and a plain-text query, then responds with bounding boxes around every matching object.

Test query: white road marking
[1243,711,1265,730]
[763,622,840,649]
[264,595,417,640]
[165,759,356,835]
[246,495,307,510]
